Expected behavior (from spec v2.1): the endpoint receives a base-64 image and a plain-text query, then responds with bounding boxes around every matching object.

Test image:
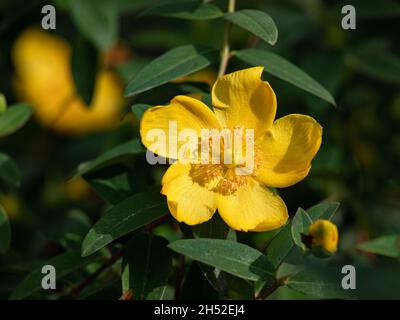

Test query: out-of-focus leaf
[10,251,99,300]
[335,0,400,19]
[75,139,144,176]
[0,104,32,138]
[0,153,20,190]
[141,0,223,20]
[291,208,313,250]
[182,262,218,299]
[121,234,172,299]
[68,0,118,50]
[60,210,92,251]
[307,201,340,221]
[169,239,274,282]
[125,45,214,97]
[357,234,400,258]
[81,188,167,257]
[131,104,152,120]
[71,36,97,105]
[235,49,336,106]
[225,10,278,45]
[347,50,400,85]
[0,205,11,254]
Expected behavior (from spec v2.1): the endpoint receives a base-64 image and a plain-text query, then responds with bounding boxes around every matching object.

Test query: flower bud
[0,94,6,114]
[307,219,339,254]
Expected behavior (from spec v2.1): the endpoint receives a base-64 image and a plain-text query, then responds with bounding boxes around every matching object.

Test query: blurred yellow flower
[63,176,91,202]
[0,194,22,219]
[140,67,322,232]
[12,28,124,135]
[308,219,339,253]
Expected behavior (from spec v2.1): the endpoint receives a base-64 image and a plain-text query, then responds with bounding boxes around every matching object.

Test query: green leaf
[286,268,349,299]
[141,0,223,20]
[131,104,152,120]
[81,188,167,257]
[347,50,400,85]
[235,49,336,106]
[307,201,340,221]
[125,45,214,97]
[192,215,230,239]
[0,205,11,254]
[357,234,400,258]
[266,223,294,268]
[169,239,274,282]
[10,251,99,300]
[291,208,312,250]
[71,36,97,105]
[121,233,172,299]
[0,104,32,138]
[68,0,118,50]
[75,139,145,176]
[225,10,278,45]
[0,153,20,190]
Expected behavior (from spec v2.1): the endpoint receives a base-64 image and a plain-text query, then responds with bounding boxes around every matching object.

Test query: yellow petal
[217,178,288,232]
[161,162,217,225]
[212,67,276,136]
[140,95,221,160]
[257,114,322,188]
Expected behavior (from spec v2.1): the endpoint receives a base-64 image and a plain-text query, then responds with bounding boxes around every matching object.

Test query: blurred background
[0,0,399,299]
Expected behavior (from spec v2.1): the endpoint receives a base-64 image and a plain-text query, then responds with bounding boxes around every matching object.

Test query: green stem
[217,0,236,78]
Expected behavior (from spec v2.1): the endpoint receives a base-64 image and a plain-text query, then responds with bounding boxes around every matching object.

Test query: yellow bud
[0,93,6,113]
[308,219,339,253]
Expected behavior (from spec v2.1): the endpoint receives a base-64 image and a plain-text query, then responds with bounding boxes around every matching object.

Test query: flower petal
[212,67,276,136]
[162,162,218,225]
[217,178,288,232]
[257,114,322,188]
[140,95,221,160]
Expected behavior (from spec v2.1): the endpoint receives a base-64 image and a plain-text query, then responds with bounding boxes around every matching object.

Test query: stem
[256,277,287,300]
[69,249,123,298]
[217,0,236,78]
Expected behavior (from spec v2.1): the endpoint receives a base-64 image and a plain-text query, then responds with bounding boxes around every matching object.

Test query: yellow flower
[308,219,339,253]
[12,28,124,135]
[0,194,22,220]
[140,67,322,232]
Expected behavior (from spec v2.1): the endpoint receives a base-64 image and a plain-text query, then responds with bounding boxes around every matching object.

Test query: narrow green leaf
[357,234,400,258]
[307,201,340,221]
[169,239,274,282]
[0,205,11,254]
[75,139,145,176]
[10,251,99,300]
[235,49,336,106]
[0,153,20,190]
[225,10,278,45]
[81,189,167,257]
[125,45,214,97]
[141,0,223,20]
[68,0,118,50]
[0,104,32,138]
[266,223,293,268]
[291,208,312,250]
[122,234,172,299]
